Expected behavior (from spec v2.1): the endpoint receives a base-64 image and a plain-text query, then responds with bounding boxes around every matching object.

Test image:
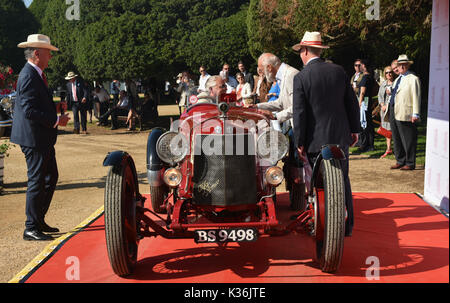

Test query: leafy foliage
[36,0,249,88]
[247,0,432,80]
[0,0,39,72]
[184,6,253,76]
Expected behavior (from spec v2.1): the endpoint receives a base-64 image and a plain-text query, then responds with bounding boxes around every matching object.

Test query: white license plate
[194,228,258,243]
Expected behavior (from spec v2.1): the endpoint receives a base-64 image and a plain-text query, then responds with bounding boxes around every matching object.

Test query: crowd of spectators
[351,54,421,170]
[59,53,421,172]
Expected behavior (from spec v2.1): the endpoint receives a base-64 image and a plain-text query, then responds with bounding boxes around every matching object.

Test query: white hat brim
[292,42,329,52]
[17,41,59,51]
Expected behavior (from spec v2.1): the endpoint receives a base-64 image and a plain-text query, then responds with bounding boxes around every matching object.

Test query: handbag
[377,126,392,139]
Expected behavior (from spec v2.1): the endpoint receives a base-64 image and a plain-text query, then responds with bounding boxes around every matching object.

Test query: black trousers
[21,146,58,230]
[307,146,353,234]
[359,110,374,150]
[389,104,418,168]
[72,102,87,131]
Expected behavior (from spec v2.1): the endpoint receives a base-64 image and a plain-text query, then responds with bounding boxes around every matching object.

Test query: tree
[38,0,250,87]
[246,0,432,81]
[0,0,39,71]
[28,0,51,28]
[184,5,253,76]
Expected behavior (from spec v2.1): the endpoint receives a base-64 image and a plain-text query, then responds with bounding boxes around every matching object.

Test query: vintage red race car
[102,92,348,277]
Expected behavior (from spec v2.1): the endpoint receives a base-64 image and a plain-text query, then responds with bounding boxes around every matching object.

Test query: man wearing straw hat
[11,34,70,241]
[292,31,360,236]
[388,54,421,171]
[65,71,89,134]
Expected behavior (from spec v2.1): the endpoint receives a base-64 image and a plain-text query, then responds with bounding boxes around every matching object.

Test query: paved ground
[0,104,425,282]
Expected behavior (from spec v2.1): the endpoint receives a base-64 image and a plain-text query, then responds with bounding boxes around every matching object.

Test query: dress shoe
[400,165,414,171]
[73,129,80,134]
[390,163,404,169]
[40,223,59,233]
[23,229,53,241]
[81,130,88,135]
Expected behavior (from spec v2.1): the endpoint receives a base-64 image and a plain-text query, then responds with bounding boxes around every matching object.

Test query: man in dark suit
[292,32,360,236]
[65,71,89,134]
[11,34,70,241]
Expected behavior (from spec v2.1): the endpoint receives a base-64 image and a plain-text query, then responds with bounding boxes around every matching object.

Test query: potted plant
[0,140,13,193]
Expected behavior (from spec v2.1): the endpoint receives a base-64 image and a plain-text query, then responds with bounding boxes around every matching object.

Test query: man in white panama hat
[292,31,360,237]
[11,34,70,241]
[65,70,89,134]
[388,54,421,171]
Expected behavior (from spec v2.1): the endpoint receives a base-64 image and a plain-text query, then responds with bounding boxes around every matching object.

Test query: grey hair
[24,48,38,60]
[205,75,221,91]
[258,53,281,68]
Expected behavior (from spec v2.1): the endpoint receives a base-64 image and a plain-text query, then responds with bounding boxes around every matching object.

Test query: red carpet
[12,193,449,283]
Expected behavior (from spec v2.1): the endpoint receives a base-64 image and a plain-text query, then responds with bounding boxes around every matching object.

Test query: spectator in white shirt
[198,65,211,93]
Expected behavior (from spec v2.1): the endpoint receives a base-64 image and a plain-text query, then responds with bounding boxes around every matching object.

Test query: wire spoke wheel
[105,158,140,277]
[313,159,346,273]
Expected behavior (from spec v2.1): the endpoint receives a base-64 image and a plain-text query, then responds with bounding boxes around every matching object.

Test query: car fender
[147,127,166,186]
[103,150,139,192]
[103,150,129,167]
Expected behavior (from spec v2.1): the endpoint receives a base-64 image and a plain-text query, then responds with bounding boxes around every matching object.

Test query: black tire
[290,182,306,211]
[314,158,346,273]
[150,184,167,214]
[104,159,140,277]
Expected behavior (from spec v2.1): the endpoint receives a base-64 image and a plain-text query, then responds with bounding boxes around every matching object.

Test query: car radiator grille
[192,134,257,206]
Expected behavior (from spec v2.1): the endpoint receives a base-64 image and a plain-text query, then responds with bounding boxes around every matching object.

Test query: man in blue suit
[11,34,70,241]
[65,71,89,134]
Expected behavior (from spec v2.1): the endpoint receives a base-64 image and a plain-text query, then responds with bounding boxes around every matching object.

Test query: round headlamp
[163,168,183,187]
[156,131,189,164]
[265,166,284,187]
[256,130,288,165]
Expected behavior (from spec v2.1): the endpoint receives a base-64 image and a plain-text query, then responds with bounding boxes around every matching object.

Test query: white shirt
[94,88,110,103]
[198,73,211,92]
[27,61,43,79]
[275,63,287,86]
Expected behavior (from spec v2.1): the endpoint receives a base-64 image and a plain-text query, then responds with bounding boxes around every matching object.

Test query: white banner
[424,0,449,213]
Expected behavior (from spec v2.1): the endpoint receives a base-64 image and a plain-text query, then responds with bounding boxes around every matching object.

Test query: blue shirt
[268,82,280,102]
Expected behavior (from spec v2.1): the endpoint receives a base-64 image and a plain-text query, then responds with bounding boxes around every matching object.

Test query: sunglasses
[354,64,361,67]
[385,71,393,74]
[200,70,205,72]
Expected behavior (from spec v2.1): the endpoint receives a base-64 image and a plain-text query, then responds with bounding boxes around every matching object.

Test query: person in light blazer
[253,53,300,128]
[389,54,421,170]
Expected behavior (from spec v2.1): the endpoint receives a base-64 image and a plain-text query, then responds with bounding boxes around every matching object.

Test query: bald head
[258,53,281,83]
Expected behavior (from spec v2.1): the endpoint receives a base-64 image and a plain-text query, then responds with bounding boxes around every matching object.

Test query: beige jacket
[257,63,300,126]
[392,73,421,121]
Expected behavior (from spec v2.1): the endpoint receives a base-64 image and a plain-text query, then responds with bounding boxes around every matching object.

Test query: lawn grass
[350,121,426,166]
